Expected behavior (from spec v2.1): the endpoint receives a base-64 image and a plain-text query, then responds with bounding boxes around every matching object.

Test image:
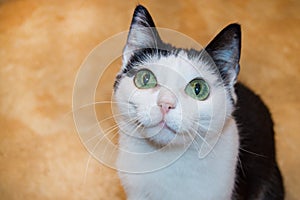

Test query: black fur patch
[232,83,284,199]
[113,45,175,91]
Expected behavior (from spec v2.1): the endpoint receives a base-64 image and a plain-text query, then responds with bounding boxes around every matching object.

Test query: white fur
[115,51,239,199]
[117,119,239,200]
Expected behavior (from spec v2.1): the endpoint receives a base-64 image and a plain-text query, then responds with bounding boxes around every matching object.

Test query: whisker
[84,116,140,144]
[186,132,201,154]
[64,101,132,117]
[90,117,145,164]
[239,147,267,158]
[186,117,212,133]
[189,127,212,149]
[98,111,135,123]
[189,127,217,157]
[88,118,138,156]
[237,155,246,177]
[86,111,135,133]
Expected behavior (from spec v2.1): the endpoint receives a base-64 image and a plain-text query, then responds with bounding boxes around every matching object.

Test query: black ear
[123,5,162,63]
[205,24,241,86]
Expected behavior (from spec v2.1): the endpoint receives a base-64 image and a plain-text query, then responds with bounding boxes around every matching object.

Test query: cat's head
[114,5,241,147]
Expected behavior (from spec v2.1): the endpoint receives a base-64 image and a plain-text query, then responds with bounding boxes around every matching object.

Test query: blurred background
[0,0,299,199]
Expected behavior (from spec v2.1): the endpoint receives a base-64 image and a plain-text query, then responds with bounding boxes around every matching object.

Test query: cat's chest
[117,121,239,200]
[124,154,234,199]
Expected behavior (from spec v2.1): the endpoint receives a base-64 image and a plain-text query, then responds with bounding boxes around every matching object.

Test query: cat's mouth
[158,121,177,134]
[158,120,177,134]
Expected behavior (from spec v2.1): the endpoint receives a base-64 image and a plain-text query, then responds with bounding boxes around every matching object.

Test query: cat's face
[115,51,229,146]
[114,5,241,147]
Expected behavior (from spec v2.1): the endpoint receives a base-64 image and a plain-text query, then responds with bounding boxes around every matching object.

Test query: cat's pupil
[143,73,150,85]
[194,83,201,95]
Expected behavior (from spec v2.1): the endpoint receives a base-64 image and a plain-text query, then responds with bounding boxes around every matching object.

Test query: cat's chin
[142,124,185,147]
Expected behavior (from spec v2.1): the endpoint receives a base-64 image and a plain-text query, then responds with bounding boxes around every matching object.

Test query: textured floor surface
[0,0,299,199]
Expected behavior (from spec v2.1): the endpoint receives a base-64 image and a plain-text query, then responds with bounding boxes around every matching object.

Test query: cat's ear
[205,24,241,86]
[123,5,162,64]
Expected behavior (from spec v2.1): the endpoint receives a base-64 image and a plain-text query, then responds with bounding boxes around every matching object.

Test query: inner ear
[123,5,162,64]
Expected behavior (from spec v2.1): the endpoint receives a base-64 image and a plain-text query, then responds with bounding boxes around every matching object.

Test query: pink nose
[157,88,177,114]
[159,102,175,114]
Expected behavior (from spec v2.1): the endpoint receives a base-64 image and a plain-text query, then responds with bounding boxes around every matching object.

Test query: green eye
[134,69,157,89]
[185,78,210,101]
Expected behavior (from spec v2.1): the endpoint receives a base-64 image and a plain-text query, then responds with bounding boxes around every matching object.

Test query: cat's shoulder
[234,82,273,128]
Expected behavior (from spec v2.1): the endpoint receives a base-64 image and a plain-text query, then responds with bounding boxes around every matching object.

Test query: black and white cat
[114,5,284,200]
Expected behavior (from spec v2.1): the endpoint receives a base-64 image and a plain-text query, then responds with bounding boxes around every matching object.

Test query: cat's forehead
[144,51,217,86]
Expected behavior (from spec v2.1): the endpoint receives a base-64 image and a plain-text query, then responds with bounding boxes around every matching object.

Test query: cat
[113,5,284,200]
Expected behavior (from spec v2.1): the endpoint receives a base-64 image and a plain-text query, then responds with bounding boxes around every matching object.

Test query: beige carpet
[0,0,299,199]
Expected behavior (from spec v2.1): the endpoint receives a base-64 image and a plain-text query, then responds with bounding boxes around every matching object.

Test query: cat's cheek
[175,99,198,132]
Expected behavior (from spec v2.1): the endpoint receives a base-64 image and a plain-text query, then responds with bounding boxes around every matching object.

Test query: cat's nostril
[159,103,175,114]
